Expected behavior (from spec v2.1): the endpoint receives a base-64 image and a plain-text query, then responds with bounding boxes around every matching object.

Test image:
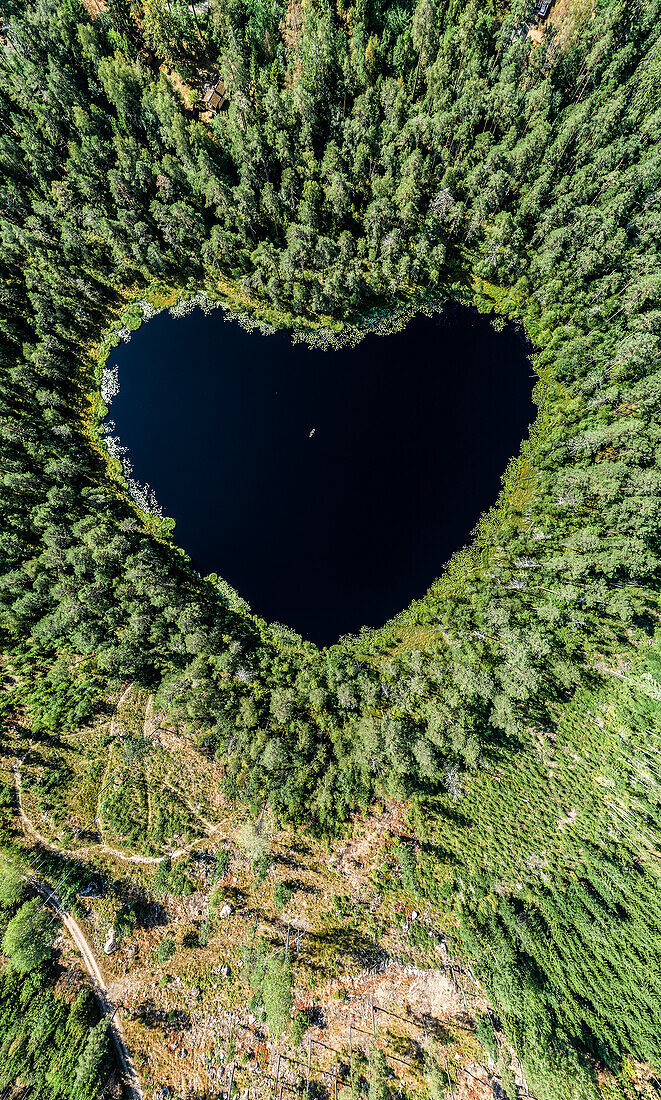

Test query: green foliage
[423,1052,447,1100]
[10,653,103,736]
[72,1019,111,1100]
[0,913,117,1099]
[393,843,418,896]
[114,903,137,939]
[148,785,200,848]
[2,0,661,1096]
[442,639,661,1098]
[167,859,194,896]
[121,733,152,767]
[273,880,295,911]
[209,885,223,919]
[499,1063,517,1100]
[368,1049,392,1100]
[152,854,193,897]
[1,898,55,974]
[0,859,26,910]
[253,851,271,889]
[153,856,172,897]
[474,1013,497,1061]
[291,1008,308,1047]
[156,935,176,964]
[261,953,294,1039]
[99,765,149,846]
[22,755,73,822]
[214,848,230,881]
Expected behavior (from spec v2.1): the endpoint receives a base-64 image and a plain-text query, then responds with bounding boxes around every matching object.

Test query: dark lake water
[107,307,534,645]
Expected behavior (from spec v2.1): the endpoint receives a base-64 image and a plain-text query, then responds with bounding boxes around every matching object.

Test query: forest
[0,845,118,1099]
[1,0,660,1096]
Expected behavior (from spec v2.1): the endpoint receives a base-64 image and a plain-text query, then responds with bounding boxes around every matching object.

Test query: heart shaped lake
[105,306,534,645]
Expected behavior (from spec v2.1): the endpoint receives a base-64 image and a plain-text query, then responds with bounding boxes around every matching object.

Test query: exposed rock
[104,925,118,954]
[219,902,233,918]
[187,890,209,920]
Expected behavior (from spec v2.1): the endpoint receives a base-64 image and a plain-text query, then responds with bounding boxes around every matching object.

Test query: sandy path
[31,878,144,1100]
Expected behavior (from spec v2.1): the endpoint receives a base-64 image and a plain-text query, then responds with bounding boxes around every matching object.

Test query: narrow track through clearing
[31,878,144,1100]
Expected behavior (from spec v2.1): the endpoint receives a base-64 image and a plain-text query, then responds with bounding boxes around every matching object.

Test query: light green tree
[1,898,55,973]
[73,1018,110,1100]
[262,953,293,1039]
[0,859,26,910]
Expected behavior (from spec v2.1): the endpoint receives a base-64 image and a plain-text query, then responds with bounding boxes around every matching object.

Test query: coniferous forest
[1,0,661,1097]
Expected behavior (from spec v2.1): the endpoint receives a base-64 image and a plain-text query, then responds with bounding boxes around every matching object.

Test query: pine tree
[1,898,54,973]
[73,1019,111,1100]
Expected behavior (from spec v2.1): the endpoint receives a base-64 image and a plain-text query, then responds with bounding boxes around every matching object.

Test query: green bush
[474,1013,498,1061]
[291,1009,309,1047]
[153,856,172,897]
[393,843,418,896]
[367,1049,391,1100]
[114,904,136,939]
[153,856,193,897]
[214,848,230,881]
[423,1053,447,1100]
[156,936,175,964]
[253,851,270,888]
[273,881,295,911]
[168,860,193,896]
[262,954,293,1040]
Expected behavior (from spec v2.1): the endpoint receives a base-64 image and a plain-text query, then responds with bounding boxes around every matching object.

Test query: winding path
[7,686,232,1100]
[30,878,144,1100]
[13,755,230,865]
[12,756,163,864]
[12,684,223,865]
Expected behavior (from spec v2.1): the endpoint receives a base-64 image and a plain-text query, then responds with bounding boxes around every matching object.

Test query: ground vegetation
[1,0,661,1096]
[0,859,124,1098]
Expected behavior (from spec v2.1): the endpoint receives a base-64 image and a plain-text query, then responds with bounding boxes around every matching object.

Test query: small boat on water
[309,428,316,438]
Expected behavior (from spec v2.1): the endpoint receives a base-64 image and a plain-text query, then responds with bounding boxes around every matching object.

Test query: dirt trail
[159,774,217,833]
[31,878,144,1100]
[12,754,164,864]
[96,682,135,845]
[13,754,228,865]
[12,688,230,867]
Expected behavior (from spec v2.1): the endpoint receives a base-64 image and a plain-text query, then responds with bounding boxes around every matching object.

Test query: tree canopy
[1,0,661,1096]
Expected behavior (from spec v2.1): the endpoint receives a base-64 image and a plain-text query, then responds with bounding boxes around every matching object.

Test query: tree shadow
[302,923,389,975]
[417,838,454,863]
[271,851,305,871]
[119,881,168,929]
